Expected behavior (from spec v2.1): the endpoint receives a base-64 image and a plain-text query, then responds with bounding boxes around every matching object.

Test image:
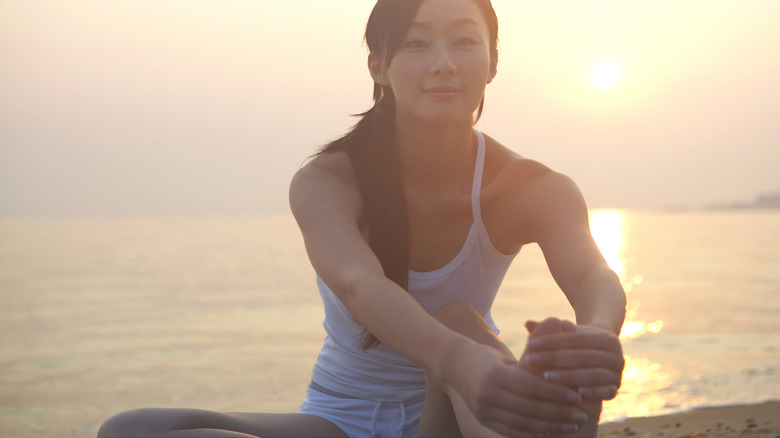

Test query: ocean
[1,210,778,437]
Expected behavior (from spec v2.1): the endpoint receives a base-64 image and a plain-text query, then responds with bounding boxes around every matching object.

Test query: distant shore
[599,401,780,438]
[663,191,780,211]
[706,192,780,210]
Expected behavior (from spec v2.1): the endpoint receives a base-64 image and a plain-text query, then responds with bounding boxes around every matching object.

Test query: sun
[591,61,622,90]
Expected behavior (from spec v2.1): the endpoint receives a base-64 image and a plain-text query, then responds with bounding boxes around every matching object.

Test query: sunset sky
[1,1,778,216]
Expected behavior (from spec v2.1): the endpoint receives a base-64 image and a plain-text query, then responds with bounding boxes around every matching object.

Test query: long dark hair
[318,0,499,350]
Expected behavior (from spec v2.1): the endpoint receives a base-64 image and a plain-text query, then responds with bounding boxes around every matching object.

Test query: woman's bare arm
[517,171,626,399]
[290,152,461,376]
[530,173,626,334]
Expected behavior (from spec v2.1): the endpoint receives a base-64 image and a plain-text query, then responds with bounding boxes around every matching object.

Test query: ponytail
[317,89,409,350]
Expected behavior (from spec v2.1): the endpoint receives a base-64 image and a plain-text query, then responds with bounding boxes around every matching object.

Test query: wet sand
[599,402,780,438]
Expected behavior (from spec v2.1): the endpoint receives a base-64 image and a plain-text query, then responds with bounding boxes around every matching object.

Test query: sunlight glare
[602,355,677,421]
[620,318,665,342]
[591,61,622,90]
[620,300,664,342]
[589,210,625,276]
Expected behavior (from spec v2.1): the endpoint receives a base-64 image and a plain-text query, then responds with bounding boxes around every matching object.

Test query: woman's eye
[406,40,427,48]
[456,38,477,46]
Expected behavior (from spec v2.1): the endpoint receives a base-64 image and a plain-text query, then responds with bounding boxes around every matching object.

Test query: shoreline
[599,401,780,438]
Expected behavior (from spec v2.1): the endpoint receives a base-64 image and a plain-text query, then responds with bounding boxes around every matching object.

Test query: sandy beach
[599,402,779,438]
[2,400,778,437]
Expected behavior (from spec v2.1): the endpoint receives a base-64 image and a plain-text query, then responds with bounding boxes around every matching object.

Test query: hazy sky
[1,1,778,216]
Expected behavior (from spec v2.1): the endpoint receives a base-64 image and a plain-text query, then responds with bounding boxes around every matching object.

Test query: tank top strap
[471,130,486,225]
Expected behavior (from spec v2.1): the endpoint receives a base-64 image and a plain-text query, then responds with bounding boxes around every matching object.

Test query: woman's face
[371,0,497,125]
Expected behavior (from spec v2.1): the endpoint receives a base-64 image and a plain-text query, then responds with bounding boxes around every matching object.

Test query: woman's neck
[395,118,477,192]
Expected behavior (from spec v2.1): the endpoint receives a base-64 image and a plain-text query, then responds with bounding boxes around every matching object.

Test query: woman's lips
[425,86,460,98]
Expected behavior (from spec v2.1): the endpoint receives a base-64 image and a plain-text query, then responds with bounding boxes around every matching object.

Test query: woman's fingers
[540,367,621,390]
[465,363,593,434]
[484,388,588,422]
[528,328,622,354]
[516,321,624,406]
[459,345,592,434]
[525,327,625,378]
[476,389,590,436]
[526,348,625,372]
[456,326,617,436]
[496,366,583,405]
[480,407,584,437]
[579,385,620,401]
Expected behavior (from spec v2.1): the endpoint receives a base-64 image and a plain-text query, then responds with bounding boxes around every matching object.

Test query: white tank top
[310,130,520,402]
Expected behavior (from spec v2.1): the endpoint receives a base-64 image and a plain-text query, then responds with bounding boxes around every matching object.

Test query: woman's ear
[487,52,498,84]
[368,53,390,86]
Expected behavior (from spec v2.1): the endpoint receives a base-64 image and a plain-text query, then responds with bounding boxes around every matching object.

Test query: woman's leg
[97,408,348,438]
[418,302,514,438]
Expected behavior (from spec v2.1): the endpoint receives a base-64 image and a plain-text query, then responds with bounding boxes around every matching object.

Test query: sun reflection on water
[602,354,678,421]
[588,210,663,342]
[589,211,674,421]
[589,211,625,276]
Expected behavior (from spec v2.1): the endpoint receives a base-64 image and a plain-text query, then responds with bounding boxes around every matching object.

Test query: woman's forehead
[411,0,489,31]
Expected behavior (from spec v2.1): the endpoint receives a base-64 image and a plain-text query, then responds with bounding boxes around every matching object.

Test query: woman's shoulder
[291,149,360,199]
[296,149,354,180]
[483,134,582,214]
[482,134,571,195]
[290,149,362,220]
[481,135,587,244]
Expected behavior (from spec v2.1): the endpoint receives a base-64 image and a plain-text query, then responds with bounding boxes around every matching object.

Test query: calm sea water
[1,211,778,437]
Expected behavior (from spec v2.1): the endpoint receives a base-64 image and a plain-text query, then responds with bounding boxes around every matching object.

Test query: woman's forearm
[570,266,626,335]
[341,269,476,382]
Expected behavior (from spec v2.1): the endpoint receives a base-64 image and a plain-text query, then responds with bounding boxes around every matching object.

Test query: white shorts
[298,382,425,438]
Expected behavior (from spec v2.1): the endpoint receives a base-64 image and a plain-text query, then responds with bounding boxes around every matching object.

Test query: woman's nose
[429,45,457,75]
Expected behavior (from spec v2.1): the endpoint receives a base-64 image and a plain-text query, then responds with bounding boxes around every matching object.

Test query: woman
[98,0,625,436]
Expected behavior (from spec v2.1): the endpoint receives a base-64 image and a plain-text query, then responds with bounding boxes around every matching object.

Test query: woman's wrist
[577,315,624,337]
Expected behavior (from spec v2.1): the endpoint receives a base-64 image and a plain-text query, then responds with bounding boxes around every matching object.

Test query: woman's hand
[523,321,625,401]
[449,342,591,437]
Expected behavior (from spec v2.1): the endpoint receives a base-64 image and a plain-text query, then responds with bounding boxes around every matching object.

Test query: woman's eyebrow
[409,17,480,30]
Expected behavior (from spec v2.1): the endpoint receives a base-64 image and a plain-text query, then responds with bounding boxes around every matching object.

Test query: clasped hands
[523,317,624,403]
[459,317,624,436]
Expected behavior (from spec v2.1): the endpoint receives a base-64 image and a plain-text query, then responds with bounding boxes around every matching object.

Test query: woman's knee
[435,302,511,356]
[434,302,483,332]
[98,408,155,438]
